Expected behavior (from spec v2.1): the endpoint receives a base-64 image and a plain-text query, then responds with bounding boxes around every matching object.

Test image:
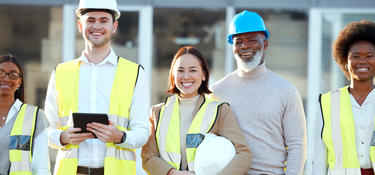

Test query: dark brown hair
[332,20,375,79]
[0,54,25,102]
[166,46,212,95]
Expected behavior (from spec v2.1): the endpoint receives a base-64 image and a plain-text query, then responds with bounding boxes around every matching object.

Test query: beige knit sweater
[211,63,307,175]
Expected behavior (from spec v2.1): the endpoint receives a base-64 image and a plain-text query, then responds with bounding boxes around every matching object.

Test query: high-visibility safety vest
[54,57,140,175]
[9,104,39,175]
[320,86,375,175]
[156,95,223,171]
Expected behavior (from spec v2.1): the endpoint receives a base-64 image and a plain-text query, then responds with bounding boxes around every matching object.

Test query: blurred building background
[0,0,374,174]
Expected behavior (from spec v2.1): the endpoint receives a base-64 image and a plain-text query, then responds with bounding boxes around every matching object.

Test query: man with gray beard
[211,10,307,175]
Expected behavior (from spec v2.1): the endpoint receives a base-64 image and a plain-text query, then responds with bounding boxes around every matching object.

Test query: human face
[78,11,118,48]
[0,62,21,98]
[233,32,268,71]
[347,41,375,82]
[173,54,206,98]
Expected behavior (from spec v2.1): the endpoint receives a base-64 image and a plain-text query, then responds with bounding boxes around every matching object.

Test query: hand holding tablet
[72,113,109,135]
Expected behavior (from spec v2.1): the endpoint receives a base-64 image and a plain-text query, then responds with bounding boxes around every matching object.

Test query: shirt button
[362,142,365,144]
[361,155,364,158]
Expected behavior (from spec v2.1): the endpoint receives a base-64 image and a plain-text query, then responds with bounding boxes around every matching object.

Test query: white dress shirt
[310,88,375,174]
[45,48,150,168]
[6,99,51,175]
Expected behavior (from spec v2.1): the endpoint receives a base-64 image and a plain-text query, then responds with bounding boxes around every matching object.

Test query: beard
[235,47,264,72]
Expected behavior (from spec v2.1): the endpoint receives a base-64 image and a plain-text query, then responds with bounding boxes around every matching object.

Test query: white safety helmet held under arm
[76,0,121,20]
[194,133,236,175]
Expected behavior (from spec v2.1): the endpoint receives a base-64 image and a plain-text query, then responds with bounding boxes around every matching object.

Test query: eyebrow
[87,16,110,20]
[178,66,199,69]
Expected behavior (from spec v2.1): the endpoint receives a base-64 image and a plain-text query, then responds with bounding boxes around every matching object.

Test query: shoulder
[150,102,165,121]
[266,70,300,94]
[118,57,143,70]
[211,71,238,92]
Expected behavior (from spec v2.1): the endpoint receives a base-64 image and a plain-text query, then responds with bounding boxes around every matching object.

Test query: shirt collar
[6,99,22,122]
[78,48,118,66]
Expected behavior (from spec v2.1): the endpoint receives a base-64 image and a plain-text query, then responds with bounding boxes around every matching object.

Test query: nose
[358,56,367,64]
[92,21,101,29]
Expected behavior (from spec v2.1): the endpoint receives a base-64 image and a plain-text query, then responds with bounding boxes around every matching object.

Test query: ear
[263,40,269,51]
[17,78,22,89]
[77,19,83,34]
[112,21,119,34]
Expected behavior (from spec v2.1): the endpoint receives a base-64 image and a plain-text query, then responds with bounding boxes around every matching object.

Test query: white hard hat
[76,0,121,20]
[194,133,236,175]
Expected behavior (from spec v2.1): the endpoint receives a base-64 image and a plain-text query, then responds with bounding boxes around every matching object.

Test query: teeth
[0,84,11,88]
[182,82,193,87]
[357,68,369,71]
[92,32,103,36]
[241,53,253,56]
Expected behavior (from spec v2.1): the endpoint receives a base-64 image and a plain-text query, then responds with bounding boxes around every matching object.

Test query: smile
[181,82,193,88]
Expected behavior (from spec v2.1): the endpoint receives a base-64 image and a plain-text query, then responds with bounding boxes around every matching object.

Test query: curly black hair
[332,20,375,79]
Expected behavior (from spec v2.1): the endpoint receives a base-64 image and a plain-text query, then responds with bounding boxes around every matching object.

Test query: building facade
[0,0,374,174]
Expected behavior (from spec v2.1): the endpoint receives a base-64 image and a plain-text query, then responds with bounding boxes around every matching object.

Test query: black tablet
[72,113,109,133]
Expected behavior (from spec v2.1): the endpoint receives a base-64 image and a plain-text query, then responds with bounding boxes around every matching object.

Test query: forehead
[0,61,20,72]
[80,11,113,20]
[349,41,375,52]
[175,54,201,67]
[233,32,265,40]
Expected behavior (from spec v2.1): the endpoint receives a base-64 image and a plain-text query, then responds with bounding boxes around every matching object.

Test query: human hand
[86,120,124,143]
[60,127,94,145]
[167,169,195,175]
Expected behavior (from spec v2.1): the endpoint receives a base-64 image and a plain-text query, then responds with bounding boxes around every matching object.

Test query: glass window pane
[0,5,62,108]
[152,8,226,104]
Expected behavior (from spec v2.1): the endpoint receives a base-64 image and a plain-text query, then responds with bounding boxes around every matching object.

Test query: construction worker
[44,0,150,174]
[0,54,50,175]
[211,10,307,174]
[309,20,375,175]
[141,46,251,175]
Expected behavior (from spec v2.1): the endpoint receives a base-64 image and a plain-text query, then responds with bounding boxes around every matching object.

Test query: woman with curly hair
[311,20,375,175]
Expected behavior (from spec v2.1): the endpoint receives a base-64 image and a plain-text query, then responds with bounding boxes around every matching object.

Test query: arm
[44,71,65,149]
[45,72,93,148]
[115,67,150,149]
[142,105,175,175]
[282,87,307,175]
[311,105,328,175]
[214,103,252,175]
[32,110,51,175]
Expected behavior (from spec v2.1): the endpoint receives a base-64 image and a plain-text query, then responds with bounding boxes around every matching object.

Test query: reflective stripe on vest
[54,57,139,175]
[9,104,38,175]
[156,95,221,171]
[321,86,375,175]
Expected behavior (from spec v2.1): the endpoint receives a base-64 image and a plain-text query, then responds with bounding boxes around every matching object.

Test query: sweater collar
[235,61,267,79]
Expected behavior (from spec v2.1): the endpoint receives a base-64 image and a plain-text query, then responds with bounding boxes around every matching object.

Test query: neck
[349,79,374,94]
[349,79,374,105]
[84,43,111,64]
[0,96,15,112]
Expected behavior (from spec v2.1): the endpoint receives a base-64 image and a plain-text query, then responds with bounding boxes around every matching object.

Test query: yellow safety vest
[321,86,375,175]
[9,104,39,175]
[156,95,222,171]
[54,57,140,175]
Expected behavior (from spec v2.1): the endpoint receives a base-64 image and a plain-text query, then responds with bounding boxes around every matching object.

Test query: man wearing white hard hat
[44,0,150,174]
[211,10,307,175]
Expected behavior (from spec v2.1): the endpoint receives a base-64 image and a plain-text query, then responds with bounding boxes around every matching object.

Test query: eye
[101,19,109,23]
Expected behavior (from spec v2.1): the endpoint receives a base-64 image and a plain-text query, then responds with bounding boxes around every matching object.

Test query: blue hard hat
[227,10,270,44]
